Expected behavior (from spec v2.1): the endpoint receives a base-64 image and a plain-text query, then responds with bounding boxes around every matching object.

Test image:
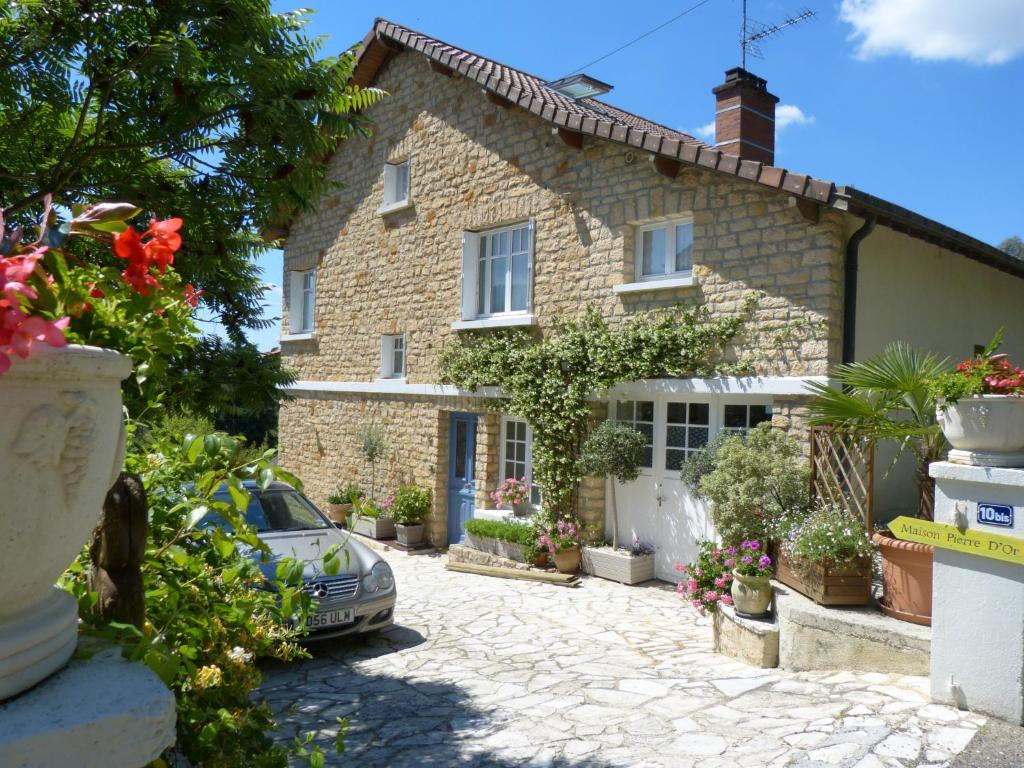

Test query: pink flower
[703,590,719,602]
[724,558,735,568]
[690,600,702,610]
[687,579,699,591]
[714,577,726,588]
[711,550,721,559]
[720,595,733,606]
[674,563,685,572]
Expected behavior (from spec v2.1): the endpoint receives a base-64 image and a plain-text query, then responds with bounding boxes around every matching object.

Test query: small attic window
[545,73,613,101]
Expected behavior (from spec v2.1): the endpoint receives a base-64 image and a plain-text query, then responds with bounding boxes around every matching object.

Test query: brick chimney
[712,67,779,166]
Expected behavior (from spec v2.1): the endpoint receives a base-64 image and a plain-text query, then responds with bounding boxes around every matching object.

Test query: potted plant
[348,497,396,540]
[807,342,948,625]
[357,425,386,500]
[536,518,582,574]
[728,540,774,619]
[464,518,535,562]
[325,482,360,525]
[392,485,432,546]
[491,477,532,517]
[930,330,1024,465]
[774,503,875,606]
[678,541,733,616]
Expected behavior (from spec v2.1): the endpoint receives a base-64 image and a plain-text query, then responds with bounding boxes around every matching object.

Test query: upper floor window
[287,268,316,335]
[636,217,693,281]
[383,160,410,208]
[460,220,534,321]
[381,334,406,379]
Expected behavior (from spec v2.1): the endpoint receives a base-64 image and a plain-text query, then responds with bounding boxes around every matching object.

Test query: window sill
[280,332,316,342]
[612,275,696,294]
[376,200,414,216]
[452,314,536,331]
[374,377,406,384]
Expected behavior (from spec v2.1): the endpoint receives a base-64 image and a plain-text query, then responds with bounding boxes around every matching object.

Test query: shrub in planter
[348,498,395,540]
[677,541,733,615]
[392,485,432,546]
[775,503,875,606]
[697,424,810,546]
[536,519,582,574]
[581,536,655,585]
[464,518,535,562]
[325,482,361,524]
[577,420,646,551]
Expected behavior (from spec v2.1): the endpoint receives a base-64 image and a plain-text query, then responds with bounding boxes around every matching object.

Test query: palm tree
[806,342,949,521]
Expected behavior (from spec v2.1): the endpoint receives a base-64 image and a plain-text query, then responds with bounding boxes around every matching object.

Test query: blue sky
[236,0,1023,350]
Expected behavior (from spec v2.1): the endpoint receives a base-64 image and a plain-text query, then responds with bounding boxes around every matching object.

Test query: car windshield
[207,489,332,533]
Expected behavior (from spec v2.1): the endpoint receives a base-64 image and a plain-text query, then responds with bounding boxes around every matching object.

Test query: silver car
[210,480,397,640]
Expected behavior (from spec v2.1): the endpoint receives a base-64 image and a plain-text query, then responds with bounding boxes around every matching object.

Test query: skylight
[545,74,613,101]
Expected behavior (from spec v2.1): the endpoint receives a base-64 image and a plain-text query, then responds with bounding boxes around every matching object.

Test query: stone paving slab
[257,551,984,767]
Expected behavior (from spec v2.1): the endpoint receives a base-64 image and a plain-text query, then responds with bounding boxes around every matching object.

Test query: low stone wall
[713,606,779,668]
[447,544,534,572]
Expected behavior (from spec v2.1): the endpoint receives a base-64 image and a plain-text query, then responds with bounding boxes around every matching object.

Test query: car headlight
[363,561,394,593]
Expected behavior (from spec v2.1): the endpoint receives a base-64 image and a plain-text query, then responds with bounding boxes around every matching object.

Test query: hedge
[464,518,535,546]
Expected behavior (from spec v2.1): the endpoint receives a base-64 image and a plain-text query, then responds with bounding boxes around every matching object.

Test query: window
[383,160,410,207]
[664,402,710,471]
[635,218,693,280]
[500,417,541,506]
[460,220,534,321]
[381,334,405,379]
[287,269,315,335]
[722,404,772,435]
[614,400,655,469]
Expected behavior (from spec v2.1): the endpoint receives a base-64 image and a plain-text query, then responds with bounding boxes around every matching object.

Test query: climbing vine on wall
[440,297,759,524]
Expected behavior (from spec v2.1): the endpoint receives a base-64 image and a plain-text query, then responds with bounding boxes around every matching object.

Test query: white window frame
[634,216,694,282]
[499,416,541,507]
[613,399,656,475]
[284,268,316,338]
[380,334,406,380]
[720,401,773,436]
[459,219,535,323]
[379,159,412,215]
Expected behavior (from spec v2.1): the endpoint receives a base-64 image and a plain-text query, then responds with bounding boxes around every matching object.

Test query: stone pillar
[929,461,1024,724]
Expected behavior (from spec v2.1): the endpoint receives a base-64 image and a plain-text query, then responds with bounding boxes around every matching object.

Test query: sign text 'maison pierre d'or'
[889,515,1024,567]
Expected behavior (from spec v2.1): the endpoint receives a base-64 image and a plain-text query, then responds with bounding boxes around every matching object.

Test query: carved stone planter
[938,396,1024,467]
[581,546,655,585]
[0,345,131,700]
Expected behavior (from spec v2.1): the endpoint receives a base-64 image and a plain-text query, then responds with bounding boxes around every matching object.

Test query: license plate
[306,608,354,629]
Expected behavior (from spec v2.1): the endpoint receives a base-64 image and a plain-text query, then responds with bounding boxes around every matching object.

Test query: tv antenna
[740,1,816,69]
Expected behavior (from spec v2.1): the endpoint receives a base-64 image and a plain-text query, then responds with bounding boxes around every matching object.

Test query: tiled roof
[351,18,1024,279]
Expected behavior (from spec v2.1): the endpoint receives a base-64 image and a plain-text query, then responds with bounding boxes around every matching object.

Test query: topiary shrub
[698,423,810,546]
[577,420,646,550]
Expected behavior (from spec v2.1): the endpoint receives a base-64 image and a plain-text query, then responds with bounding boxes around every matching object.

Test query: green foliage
[578,421,646,484]
[357,425,386,499]
[698,424,810,546]
[392,485,432,524]
[464,518,536,546]
[328,482,362,505]
[1000,236,1024,261]
[0,0,384,417]
[441,300,756,520]
[63,426,336,767]
[779,502,875,568]
[678,431,732,498]
[928,329,1024,404]
[679,541,731,615]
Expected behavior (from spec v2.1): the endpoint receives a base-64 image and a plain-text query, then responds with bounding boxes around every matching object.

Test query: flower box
[581,546,655,585]
[774,548,872,607]
[464,533,529,563]
[350,516,396,540]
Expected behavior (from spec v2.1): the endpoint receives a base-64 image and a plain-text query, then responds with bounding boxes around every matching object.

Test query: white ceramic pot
[938,396,1024,467]
[0,345,131,700]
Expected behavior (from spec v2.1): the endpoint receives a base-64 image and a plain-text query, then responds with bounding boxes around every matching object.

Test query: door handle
[655,482,664,507]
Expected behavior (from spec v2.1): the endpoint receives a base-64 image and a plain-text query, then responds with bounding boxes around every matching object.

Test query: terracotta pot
[532,552,550,568]
[873,530,933,626]
[730,570,773,618]
[326,502,353,525]
[0,345,132,700]
[552,547,581,574]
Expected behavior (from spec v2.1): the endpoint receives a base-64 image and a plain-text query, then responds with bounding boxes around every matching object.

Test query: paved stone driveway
[258,551,984,767]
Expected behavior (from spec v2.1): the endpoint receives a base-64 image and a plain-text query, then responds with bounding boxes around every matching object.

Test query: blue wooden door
[447,413,478,544]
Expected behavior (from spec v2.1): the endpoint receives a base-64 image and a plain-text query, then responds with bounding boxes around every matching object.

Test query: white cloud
[776,104,814,132]
[840,0,1024,65]
[694,120,716,140]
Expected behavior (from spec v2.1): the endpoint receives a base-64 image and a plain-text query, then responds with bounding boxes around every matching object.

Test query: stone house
[277,19,1024,580]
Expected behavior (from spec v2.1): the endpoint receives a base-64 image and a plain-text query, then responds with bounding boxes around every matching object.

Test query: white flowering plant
[779,502,875,568]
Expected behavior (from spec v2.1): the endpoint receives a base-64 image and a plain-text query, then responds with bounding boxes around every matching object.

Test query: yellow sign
[889,516,1024,567]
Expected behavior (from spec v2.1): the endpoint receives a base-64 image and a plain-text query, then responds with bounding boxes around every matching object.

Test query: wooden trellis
[809,426,875,533]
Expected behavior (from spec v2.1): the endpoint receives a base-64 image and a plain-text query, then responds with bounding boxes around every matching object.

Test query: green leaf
[228,483,249,513]
[203,434,222,457]
[257,467,275,490]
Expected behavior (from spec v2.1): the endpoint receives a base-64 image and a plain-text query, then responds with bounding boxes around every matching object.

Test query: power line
[569,0,718,75]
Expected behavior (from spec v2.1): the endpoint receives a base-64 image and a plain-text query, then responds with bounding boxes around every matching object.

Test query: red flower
[112,217,184,293]
[183,283,204,308]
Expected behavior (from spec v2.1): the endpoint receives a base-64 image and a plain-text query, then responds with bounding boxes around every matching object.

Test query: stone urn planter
[581,546,655,585]
[873,530,933,626]
[395,523,425,547]
[938,396,1024,467]
[552,547,581,574]
[0,345,132,700]
[326,502,353,526]
[730,570,773,619]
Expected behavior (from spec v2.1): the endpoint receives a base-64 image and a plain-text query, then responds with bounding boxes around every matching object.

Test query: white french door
[610,394,771,582]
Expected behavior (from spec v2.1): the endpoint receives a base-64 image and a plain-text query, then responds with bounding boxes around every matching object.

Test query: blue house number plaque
[977,503,1014,528]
